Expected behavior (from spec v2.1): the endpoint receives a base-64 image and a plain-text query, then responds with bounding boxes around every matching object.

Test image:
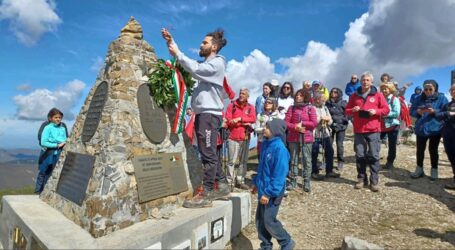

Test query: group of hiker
[34,28,455,250]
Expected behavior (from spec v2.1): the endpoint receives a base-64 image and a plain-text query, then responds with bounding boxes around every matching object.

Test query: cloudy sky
[0,0,454,148]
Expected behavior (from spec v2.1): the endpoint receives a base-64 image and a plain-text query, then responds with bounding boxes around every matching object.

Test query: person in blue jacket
[410,86,422,107]
[436,84,455,190]
[35,108,67,194]
[345,74,360,97]
[410,80,448,180]
[255,82,273,116]
[251,119,295,250]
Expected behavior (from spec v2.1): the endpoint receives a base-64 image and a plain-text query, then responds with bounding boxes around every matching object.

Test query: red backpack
[392,95,411,128]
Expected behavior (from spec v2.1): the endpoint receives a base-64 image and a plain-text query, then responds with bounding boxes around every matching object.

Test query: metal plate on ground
[137,83,167,144]
[132,153,188,203]
[82,81,108,143]
[56,152,95,206]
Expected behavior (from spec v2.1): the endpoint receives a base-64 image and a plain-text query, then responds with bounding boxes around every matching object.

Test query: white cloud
[0,0,61,46]
[90,56,104,72]
[226,49,280,103]
[226,0,455,97]
[16,83,31,91]
[13,79,86,121]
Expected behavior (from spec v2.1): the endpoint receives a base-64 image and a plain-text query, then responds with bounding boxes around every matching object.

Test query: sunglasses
[283,86,291,89]
[265,101,273,104]
[424,88,434,91]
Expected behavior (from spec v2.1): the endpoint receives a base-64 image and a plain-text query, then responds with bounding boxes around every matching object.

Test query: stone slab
[0,193,251,249]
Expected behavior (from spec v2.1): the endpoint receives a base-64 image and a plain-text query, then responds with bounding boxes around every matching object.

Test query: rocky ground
[227,133,455,249]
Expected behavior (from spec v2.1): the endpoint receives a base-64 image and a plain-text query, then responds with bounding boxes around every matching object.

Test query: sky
[1,0,455,149]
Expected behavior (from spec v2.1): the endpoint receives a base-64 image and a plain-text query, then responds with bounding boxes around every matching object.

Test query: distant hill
[0,148,39,164]
[0,148,40,189]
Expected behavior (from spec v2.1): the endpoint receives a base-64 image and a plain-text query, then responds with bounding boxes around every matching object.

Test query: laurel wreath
[148,59,194,107]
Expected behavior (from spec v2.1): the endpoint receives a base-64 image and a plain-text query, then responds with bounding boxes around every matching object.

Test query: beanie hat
[266,119,286,143]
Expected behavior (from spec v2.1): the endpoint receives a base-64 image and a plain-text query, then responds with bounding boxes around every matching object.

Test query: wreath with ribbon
[148,58,195,133]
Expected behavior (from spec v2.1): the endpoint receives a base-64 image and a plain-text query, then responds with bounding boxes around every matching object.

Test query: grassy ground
[0,185,34,206]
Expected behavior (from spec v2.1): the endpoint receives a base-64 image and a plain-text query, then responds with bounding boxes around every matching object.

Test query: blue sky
[1,0,455,149]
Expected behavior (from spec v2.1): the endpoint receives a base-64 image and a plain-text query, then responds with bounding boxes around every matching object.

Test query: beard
[199,47,211,57]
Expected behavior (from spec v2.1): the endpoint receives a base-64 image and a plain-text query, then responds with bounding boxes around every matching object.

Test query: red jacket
[226,100,256,141]
[285,104,318,143]
[346,86,390,133]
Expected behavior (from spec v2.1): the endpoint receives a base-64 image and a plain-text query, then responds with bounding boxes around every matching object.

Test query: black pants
[416,135,441,169]
[331,130,345,162]
[442,129,455,180]
[195,113,225,191]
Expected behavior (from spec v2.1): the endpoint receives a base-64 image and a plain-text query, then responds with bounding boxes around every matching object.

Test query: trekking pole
[320,122,326,171]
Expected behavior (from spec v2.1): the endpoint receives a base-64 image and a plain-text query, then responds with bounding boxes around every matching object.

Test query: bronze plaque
[56,152,95,206]
[132,153,188,203]
[137,83,167,144]
[82,81,108,143]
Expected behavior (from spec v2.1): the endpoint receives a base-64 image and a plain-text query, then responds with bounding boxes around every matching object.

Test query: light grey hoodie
[175,47,226,115]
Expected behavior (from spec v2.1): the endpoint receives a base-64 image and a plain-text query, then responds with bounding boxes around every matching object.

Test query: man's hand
[352,106,360,112]
[161,28,173,44]
[368,109,377,116]
[260,195,269,205]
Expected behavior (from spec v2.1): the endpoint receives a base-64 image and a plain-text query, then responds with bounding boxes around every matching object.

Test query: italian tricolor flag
[166,59,189,134]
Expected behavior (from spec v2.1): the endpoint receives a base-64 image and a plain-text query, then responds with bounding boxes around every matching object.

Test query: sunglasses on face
[283,86,290,90]
[265,101,273,104]
[424,88,434,91]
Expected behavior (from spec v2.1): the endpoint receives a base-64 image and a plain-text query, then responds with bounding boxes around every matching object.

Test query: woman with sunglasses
[285,89,318,192]
[410,80,448,180]
[436,84,455,189]
[255,97,279,159]
[277,82,295,119]
[326,87,348,171]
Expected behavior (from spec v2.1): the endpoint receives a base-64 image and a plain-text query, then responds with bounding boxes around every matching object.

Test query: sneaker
[183,189,212,208]
[325,172,340,178]
[370,184,379,192]
[311,173,325,180]
[354,181,366,189]
[211,181,231,200]
[411,166,425,179]
[384,162,394,169]
[430,168,438,180]
[337,161,344,171]
[303,180,311,193]
[444,182,455,190]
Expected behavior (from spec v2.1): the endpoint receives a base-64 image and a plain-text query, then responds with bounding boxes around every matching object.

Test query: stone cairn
[40,17,200,238]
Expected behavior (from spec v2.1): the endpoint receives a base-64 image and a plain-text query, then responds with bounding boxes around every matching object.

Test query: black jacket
[326,88,348,132]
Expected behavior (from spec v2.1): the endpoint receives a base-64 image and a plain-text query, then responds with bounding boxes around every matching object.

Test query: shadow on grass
[414,228,455,246]
[383,167,455,212]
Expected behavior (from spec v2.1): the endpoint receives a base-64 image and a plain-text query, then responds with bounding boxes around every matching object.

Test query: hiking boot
[303,179,311,193]
[444,181,455,190]
[211,181,230,200]
[311,173,325,180]
[355,181,366,189]
[183,189,212,208]
[238,183,250,190]
[326,172,340,178]
[384,161,394,169]
[370,184,379,192]
[411,166,425,179]
[430,168,438,180]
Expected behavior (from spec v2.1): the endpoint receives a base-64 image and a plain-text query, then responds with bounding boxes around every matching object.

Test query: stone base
[0,193,251,249]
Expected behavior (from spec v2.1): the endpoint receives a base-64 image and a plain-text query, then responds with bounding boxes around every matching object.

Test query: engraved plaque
[82,81,108,143]
[56,152,95,206]
[132,153,188,203]
[137,83,167,144]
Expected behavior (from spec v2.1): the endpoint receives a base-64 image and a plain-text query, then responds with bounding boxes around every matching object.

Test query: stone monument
[0,17,251,249]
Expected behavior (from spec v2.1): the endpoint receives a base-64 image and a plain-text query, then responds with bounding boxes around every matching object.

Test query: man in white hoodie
[162,28,230,208]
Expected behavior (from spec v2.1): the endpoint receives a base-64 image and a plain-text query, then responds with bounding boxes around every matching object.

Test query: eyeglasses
[265,101,273,104]
[351,77,357,79]
[283,86,290,89]
[424,88,434,91]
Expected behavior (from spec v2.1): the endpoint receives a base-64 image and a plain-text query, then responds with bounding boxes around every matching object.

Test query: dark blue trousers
[311,137,334,174]
[443,129,455,180]
[256,196,293,250]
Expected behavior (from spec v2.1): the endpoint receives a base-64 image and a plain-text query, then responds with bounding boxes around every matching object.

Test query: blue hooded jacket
[411,81,448,137]
[253,119,289,201]
[410,86,422,106]
[345,80,360,97]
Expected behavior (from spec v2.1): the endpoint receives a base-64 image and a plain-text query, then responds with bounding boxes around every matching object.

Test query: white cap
[271,79,279,86]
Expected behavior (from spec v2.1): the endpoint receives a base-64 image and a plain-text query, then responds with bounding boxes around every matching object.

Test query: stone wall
[40,17,198,238]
